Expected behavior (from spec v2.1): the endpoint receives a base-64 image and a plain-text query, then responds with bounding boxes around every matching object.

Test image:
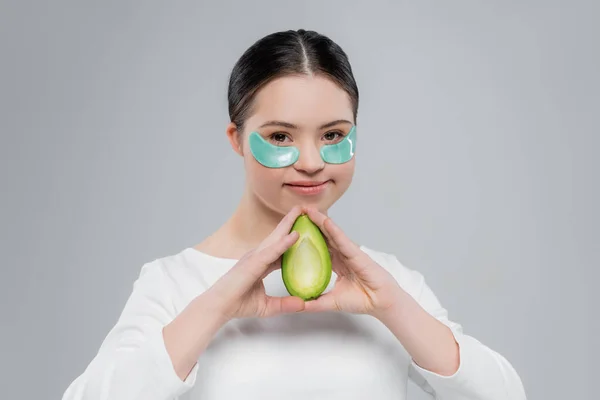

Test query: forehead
[247,74,354,129]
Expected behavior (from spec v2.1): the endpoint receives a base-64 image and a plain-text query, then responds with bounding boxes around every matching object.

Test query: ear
[226,122,244,156]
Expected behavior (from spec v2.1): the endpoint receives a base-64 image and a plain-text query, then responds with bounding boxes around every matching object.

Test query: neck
[197,184,329,260]
[228,189,285,250]
[207,186,287,259]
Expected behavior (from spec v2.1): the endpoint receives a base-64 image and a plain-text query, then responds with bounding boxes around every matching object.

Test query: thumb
[262,295,306,317]
[303,292,339,313]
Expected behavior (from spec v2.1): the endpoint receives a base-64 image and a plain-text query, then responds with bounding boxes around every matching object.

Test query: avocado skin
[281,214,332,300]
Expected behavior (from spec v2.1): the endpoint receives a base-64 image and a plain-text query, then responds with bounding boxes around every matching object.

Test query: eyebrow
[258,119,353,130]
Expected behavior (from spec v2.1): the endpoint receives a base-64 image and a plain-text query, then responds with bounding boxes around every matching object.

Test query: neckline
[184,246,240,266]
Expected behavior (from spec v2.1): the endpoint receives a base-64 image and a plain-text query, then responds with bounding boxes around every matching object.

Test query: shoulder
[359,244,427,301]
[132,247,216,295]
[126,247,224,313]
[136,248,192,280]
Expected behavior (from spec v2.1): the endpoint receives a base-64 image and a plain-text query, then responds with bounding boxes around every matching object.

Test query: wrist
[192,290,231,327]
[372,285,412,325]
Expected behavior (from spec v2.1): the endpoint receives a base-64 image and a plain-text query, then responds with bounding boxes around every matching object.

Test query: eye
[323,130,344,143]
[268,132,292,145]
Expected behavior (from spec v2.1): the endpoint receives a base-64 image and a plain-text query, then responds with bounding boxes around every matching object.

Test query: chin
[258,184,343,215]
[285,196,337,214]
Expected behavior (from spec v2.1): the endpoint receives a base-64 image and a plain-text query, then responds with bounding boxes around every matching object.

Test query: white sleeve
[62,262,199,400]
[404,266,527,400]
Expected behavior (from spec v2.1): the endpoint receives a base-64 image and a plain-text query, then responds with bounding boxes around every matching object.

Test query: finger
[301,206,334,243]
[302,292,339,313]
[261,258,282,279]
[305,207,362,260]
[257,205,304,251]
[261,206,298,247]
[251,231,299,275]
[330,249,352,276]
[262,295,305,317]
[217,231,298,300]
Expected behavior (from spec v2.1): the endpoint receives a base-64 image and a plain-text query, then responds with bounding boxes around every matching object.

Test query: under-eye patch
[248,131,300,168]
[320,125,356,164]
[248,126,357,168]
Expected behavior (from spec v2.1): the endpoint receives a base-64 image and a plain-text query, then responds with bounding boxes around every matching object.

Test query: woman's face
[232,74,356,215]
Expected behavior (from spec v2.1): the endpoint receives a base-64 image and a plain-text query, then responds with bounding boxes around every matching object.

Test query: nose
[293,142,325,174]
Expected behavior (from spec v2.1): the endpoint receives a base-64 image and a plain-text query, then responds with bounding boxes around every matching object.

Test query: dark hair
[227,29,359,133]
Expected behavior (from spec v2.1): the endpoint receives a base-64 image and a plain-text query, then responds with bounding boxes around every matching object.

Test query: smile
[284,180,331,195]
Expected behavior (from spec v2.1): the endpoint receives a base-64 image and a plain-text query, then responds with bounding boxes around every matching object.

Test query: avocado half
[281,214,332,300]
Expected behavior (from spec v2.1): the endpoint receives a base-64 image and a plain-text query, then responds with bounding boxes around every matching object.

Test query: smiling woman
[62,29,527,400]
[228,71,359,216]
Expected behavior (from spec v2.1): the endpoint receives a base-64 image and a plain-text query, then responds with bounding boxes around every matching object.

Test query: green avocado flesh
[281,215,332,300]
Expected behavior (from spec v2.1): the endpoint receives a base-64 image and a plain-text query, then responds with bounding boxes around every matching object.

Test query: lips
[284,180,331,196]
[285,180,329,187]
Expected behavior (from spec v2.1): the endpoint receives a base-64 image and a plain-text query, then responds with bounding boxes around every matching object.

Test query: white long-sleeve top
[62,245,527,400]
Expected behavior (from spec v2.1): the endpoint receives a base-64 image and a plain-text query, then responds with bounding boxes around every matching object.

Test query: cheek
[331,160,356,184]
[244,155,285,188]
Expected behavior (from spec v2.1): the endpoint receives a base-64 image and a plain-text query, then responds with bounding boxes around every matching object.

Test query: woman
[63,29,526,400]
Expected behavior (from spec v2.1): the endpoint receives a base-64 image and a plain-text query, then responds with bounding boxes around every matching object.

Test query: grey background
[1,1,597,399]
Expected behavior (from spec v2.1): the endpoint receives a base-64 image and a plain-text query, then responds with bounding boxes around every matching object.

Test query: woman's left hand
[301,207,404,319]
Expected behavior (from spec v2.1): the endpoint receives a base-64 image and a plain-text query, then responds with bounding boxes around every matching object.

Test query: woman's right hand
[205,205,306,320]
